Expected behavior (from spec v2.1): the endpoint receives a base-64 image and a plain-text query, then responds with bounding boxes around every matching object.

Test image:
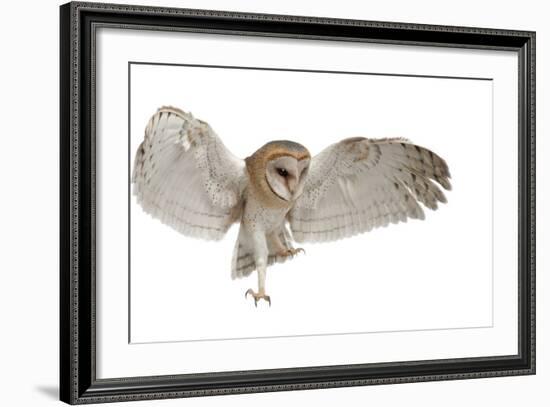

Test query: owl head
[246,140,311,206]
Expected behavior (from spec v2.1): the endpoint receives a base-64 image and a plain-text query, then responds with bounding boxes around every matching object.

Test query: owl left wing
[132,106,246,241]
[288,137,451,243]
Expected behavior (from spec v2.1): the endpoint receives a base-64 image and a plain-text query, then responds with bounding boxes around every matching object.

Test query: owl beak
[289,179,304,200]
[287,178,297,195]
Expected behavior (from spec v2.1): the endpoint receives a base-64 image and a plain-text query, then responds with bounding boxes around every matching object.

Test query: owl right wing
[289,137,451,243]
[132,106,246,241]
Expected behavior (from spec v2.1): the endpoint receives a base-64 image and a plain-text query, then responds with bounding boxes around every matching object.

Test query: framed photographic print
[60,1,536,404]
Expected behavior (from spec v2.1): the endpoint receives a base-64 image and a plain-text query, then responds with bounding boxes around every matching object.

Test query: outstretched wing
[132,106,246,240]
[289,137,451,243]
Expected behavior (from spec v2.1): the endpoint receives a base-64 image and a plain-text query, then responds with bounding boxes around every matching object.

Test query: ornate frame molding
[60,2,535,404]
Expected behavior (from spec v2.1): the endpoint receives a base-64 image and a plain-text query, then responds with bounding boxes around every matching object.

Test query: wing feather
[289,137,450,243]
[132,107,246,241]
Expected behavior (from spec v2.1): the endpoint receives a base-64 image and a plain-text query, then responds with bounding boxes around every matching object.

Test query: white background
[0,0,547,406]
[130,62,496,343]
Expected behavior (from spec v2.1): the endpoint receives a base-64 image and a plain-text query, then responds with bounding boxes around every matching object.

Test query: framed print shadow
[60,1,536,404]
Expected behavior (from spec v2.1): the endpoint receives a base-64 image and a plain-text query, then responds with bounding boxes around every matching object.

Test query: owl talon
[277,247,305,259]
[245,289,271,307]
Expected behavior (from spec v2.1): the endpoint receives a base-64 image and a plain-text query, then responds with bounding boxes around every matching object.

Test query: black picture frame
[60,1,536,404]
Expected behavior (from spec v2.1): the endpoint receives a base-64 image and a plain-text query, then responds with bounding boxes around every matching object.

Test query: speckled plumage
[132,107,451,305]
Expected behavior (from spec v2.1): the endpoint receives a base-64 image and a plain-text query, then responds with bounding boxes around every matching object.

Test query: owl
[132,106,451,306]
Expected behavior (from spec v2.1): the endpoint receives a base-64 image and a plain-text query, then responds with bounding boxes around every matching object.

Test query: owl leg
[245,233,271,307]
[244,263,270,307]
[269,232,305,259]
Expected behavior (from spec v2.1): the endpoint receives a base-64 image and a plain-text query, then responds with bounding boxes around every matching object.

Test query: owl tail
[231,226,297,280]
[231,237,255,280]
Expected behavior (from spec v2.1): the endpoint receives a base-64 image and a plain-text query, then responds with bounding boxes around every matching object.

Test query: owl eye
[276,168,288,177]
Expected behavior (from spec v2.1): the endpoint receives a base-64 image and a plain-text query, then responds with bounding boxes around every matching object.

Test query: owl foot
[277,248,305,258]
[245,289,271,307]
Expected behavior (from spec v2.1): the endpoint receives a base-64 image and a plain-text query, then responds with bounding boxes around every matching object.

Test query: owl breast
[241,188,291,234]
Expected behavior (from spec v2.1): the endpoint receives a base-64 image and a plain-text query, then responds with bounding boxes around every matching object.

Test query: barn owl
[132,106,451,306]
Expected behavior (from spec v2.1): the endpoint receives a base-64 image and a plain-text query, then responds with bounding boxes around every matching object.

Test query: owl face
[265,155,310,201]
